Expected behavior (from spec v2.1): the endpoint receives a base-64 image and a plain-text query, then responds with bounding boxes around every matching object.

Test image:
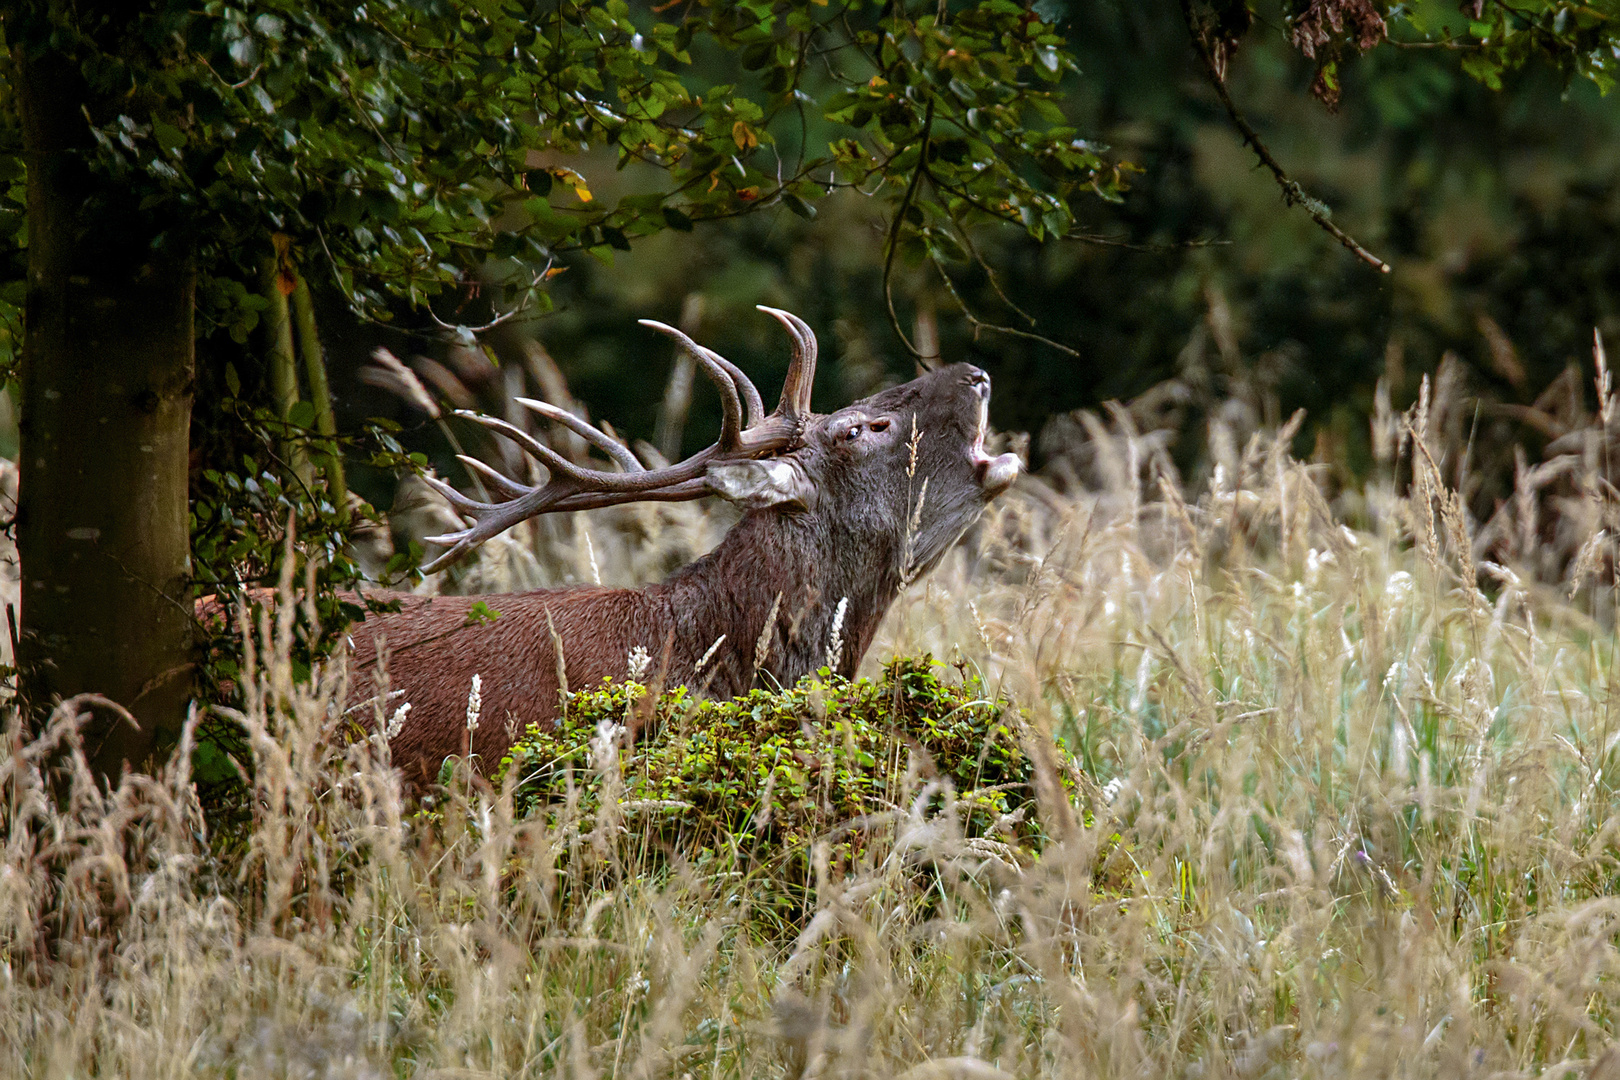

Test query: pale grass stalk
[825,596,848,672]
[753,590,783,677]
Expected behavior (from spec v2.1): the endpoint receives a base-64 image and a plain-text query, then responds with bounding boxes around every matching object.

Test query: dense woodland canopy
[0,0,1618,774]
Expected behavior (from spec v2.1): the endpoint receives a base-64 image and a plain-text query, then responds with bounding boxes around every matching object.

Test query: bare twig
[196,56,264,90]
[1179,0,1391,274]
[936,174,1226,253]
[881,99,935,360]
[929,250,1080,358]
[342,77,412,169]
[425,260,554,338]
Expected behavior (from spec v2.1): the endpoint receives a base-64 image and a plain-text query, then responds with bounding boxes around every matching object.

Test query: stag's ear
[707,459,819,511]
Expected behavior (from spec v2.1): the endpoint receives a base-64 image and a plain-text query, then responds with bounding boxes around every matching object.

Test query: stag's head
[420,309,1019,575]
[709,360,1020,574]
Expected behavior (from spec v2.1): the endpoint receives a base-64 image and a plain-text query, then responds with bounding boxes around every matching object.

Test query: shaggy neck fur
[647,507,904,696]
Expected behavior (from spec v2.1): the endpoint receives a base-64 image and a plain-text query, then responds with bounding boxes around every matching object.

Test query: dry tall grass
[9,378,1620,1079]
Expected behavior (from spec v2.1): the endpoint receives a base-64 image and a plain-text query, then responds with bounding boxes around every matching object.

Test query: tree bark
[15,49,196,777]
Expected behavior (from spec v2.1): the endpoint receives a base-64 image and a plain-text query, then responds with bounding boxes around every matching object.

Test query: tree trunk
[15,49,196,777]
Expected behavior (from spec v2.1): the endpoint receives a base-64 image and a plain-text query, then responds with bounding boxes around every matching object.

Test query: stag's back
[350,587,648,783]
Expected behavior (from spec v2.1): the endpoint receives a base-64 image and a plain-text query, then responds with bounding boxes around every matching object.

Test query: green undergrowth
[496,656,1048,909]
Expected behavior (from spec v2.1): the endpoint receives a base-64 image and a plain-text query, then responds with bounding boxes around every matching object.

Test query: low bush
[497,656,1047,916]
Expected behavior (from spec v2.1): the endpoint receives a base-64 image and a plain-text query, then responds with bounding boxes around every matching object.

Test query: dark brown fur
[347,363,1020,784]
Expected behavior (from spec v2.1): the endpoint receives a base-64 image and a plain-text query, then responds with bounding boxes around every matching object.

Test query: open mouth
[970,393,991,462]
[969,384,1021,497]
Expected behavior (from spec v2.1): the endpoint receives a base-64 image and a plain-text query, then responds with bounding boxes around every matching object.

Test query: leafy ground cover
[497,658,1043,927]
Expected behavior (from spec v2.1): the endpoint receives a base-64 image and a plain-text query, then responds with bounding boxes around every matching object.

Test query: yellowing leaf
[732,120,758,152]
[271,233,296,296]
[552,167,593,203]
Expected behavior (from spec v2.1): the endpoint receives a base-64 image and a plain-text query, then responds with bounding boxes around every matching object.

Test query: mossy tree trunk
[291,275,348,522]
[15,48,196,777]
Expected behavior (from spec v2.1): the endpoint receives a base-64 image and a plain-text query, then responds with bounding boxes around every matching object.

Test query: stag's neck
[648,510,902,695]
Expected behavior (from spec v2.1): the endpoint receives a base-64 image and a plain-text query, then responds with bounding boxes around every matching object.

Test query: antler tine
[420,540,476,575]
[420,472,487,515]
[631,318,762,427]
[756,306,817,418]
[455,410,596,486]
[705,351,765,427]
[639,319,745,449]
[418,471,718,572]
[455,454,533,499]
[516,397,644,473]
[417,314,819,573]
[419,496,538,573]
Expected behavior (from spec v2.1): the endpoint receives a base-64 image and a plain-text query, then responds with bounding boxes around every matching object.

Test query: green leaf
[782,193,816,220]
[465,601,502,626]
[1035,45,1061,80]
[741,42,775,70]
[492,232,522,259]
[1029,97,1066,124]
[153,121,186,153]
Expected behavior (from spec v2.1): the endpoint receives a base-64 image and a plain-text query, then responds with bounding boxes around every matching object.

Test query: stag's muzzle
[965,368,1020,498]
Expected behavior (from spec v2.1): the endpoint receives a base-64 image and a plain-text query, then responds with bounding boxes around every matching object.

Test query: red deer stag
[350,308,1020,782]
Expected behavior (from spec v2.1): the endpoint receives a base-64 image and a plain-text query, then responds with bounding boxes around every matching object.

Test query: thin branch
[935,175,1226,254]
[316,226,378,319]
[426,260,554,337]
[316,227,466,344]
[882,99,935,360]
[1178,0,1391,274]
[1386,35,1482,49]
[342,77,413,169]
[425,303,530,336]
[929,250,1080,357]
[196,56,264,90]
[793,30,812,180]
[1064,231,1232,252]
[942,202,1038,327]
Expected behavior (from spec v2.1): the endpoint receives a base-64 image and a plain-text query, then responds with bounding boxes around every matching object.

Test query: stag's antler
[419,307,818,572]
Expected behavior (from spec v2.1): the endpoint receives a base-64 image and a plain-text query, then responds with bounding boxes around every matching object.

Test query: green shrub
[497,656,1042,908]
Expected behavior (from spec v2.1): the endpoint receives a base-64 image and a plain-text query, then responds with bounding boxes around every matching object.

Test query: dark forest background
[5,0,1618,770]
[286,0,1620,516]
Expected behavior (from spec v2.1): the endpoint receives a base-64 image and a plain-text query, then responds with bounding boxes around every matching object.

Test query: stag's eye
[845,425,862,440]
[869,418,891,432]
